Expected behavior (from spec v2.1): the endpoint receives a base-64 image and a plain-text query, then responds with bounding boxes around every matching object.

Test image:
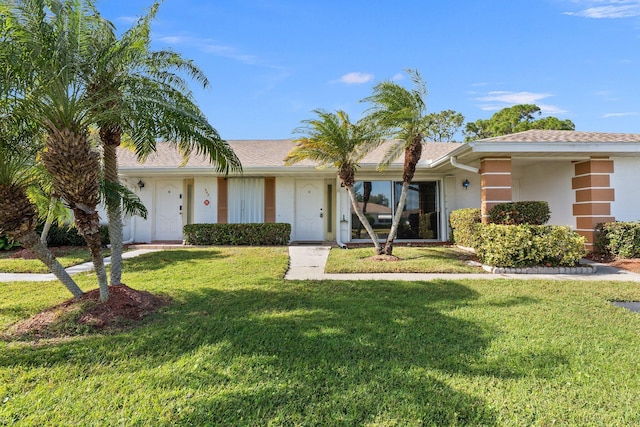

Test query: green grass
[326,246,483,273]
[0,247,110,274]
[1,247,640,425]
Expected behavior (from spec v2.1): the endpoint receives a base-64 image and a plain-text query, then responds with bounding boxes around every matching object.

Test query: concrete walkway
[3,246,640,283]
[0,249,159,282]
[285,246,640,282]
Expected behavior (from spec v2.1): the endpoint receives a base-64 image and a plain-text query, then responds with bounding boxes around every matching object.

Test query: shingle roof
[481,129,640,143]
[117,140,463,170]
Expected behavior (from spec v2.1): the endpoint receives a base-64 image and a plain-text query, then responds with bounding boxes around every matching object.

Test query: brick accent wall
[480,158,512,222]
[572,159,615,247]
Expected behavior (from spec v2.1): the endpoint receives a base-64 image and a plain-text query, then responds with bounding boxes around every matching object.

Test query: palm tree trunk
[382,137,422,256]
[40,194,58,246]
[42,127,109,301]
[0,185,83,298]
[74,208,109,301]
[346,184,381,254]
[18,232,84,298]
[382,181,409,256]
[102,141,124,286]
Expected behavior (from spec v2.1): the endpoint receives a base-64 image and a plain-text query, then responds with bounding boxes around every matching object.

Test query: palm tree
[0,145,84,298]
[0,0,82,297]
[285,109,383,253]
[362,70,430,256]
[85,2,241,287]
[8,0,114,301]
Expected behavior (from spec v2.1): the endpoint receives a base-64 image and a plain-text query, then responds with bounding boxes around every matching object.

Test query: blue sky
[98,0,640,140]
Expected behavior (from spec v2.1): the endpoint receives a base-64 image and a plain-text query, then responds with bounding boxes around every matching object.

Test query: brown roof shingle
[481,129,640,143]
[117,140,462,170]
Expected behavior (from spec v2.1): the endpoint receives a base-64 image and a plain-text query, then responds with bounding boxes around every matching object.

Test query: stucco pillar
[572,158,615,249]
[480,158,512,223]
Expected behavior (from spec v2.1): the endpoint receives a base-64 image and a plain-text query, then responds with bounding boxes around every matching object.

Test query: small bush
[0,235,19,251]
[475,224,585,267]
[449,208,481,247]
[183,223,291,246]
[40,224,110,247]
[595,221,640,258]
[488,201,550,225]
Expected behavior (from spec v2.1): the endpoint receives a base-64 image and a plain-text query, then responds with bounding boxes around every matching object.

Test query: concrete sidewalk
[0,249,159,282]
[285,246,640,282]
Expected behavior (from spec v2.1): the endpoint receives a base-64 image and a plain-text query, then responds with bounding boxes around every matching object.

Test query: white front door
[155,180,183,241]
[295,180,324,241]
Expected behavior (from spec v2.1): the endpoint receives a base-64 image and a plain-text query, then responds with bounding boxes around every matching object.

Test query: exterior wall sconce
[462,179,470,190]
[137,179,145,190]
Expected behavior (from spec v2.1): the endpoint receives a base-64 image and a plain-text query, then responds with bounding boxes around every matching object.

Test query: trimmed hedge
[449,208,481,248]
[183,223,291,246]
[487,201,550,225]
[475,224,586,267]
[595,221,640,258]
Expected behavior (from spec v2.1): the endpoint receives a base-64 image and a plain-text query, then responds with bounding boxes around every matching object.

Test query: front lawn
[325,246,483,273]
[0,247,110,274]
[1,247,640,425]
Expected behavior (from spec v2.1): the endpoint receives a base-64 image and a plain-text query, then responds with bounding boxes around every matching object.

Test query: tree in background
[285,109,383,253]
[464,104,575,141]
[425,109,465,142]
[362,69,430,256]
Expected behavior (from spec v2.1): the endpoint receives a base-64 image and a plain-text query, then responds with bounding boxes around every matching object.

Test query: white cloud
[334,72,374,84]
[602,111,640,117]
[475,91,567,114]
[477,91,553,104]
[115,16,138,24]
[156,35,261,65]
[563,1,640,18]
[391,73,405,81]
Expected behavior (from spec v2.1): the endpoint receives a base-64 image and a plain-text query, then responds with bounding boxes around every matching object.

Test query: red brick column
[572,159,615,249]
[480,158,512,223]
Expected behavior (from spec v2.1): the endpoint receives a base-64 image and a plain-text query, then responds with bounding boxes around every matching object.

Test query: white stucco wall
[336,184,351,243]
[132,179,154,243]
[193,177,218,223]
[611,157,640,221]
[275,177,295,240]
[514,161,574,227]
[448,172,481,211]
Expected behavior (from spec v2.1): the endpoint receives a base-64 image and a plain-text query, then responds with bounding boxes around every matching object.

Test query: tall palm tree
[1,0,82,297]
[285,109,383,253]
[0,145,84,298]
[85,2,241,287]
[8,0,115,301]
[362,70,430,256]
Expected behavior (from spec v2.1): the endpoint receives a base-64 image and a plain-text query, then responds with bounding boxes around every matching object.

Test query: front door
[295,180,324,241]
[155,180,183,241]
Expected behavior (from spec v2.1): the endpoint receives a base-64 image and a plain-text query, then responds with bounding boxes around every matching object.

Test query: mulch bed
[5,246,80,260]
[7,285,170,340]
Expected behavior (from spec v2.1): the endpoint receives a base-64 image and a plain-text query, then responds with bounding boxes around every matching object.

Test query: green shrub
[183,223,291,246]
[475,224,585,267]
[487,201,550,225]
[449,208,481,247]
[0,235,19,251]
[40,223,110,247]
[595,221,640,258]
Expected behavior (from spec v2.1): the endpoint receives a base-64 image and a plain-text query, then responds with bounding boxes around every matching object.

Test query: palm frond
[100,179,148,219]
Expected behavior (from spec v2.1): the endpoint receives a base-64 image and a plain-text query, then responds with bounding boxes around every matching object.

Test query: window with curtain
[227,178,265,223]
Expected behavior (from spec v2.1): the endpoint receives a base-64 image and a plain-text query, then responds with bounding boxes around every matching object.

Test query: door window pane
[394,181,439,239]
[351,181,392,240]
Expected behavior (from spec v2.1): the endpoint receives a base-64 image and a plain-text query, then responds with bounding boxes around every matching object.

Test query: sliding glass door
[351,180,439,240]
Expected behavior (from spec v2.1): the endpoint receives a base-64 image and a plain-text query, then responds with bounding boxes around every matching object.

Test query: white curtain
[228,178,264,223]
